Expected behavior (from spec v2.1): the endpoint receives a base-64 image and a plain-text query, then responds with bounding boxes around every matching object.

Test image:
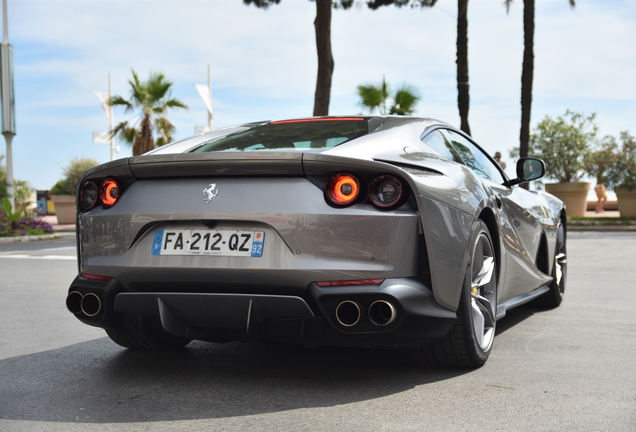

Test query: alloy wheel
[470,232,497,352]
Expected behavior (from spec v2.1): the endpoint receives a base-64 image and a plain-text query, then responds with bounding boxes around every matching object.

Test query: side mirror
[508,158,545,186]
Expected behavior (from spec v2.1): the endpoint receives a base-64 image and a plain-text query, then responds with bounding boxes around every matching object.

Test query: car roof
[148,116,452,156]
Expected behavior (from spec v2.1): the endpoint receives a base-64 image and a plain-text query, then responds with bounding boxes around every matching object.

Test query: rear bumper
[67,276,456,348]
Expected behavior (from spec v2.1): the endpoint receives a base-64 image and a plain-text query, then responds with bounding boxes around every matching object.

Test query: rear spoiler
[128,152,304,178]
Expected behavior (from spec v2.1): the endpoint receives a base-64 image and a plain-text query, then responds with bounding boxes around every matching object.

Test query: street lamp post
[1,0,16,211]
[206,64,212,130]
[93,73,117,161]
[194,64,213,134]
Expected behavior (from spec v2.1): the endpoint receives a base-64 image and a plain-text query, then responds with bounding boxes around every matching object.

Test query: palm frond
[109,121,128,140]
[390,85,420,115]
[412,0,437,7]
[504,0,513,14]
[155,117,175,145]
[108,96,133,112]
[122,127,138,144]
[357,84,384,114]
[110,121,137,145]
[129,69,147,108]
[335,0,355,9]
[147,72,172,101]
[243,0,280,9]
[165,98,188,109]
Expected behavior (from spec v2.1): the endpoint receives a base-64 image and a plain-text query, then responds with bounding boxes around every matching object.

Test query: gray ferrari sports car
[67,116,567,368]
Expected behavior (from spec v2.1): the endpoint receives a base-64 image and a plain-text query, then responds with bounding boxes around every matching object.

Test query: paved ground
[0,232,634,431]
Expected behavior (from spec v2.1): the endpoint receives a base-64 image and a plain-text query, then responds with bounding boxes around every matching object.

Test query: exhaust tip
[66,291,84,315]
[368,300,396,326]
[335,300,363,327]
[81,293,102,317]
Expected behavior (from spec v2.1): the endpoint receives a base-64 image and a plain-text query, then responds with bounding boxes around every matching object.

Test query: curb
[568,225,636,232]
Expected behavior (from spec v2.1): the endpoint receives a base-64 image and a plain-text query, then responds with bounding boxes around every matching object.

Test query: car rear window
[191,118,370,153]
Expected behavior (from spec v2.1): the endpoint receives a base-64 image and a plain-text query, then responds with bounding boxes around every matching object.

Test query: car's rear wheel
[105,330,191,350]
[539,220,567,308]
[417,220,497,368]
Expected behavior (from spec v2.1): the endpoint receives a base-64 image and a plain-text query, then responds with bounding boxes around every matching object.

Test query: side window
[421,130,463,163]
[441,130,505,184]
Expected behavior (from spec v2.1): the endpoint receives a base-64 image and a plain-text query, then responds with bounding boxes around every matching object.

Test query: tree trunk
[313,0,334,116]
[457,0,471,136]
[519,0,535,189]
[133,115,155,156]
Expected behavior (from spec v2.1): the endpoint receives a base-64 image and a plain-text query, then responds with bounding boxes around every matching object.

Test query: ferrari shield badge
[203,183,219,203]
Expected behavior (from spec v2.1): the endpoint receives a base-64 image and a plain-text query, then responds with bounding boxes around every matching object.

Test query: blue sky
[3,0,636,189]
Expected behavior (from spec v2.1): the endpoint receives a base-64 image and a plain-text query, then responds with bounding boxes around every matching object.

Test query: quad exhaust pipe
[368,300,396,326]
[81,293,102,317]
[66,291,84,315]
[335,300,363,327]
[335,299,397,327]
[66,291,102,317]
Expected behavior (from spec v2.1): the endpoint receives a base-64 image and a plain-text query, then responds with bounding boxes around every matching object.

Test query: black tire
[417,220,498,368]
[538,220,567,308]
[105,329,191,350]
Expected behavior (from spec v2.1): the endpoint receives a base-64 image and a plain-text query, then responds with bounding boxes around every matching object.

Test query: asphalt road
[0,232,634,431]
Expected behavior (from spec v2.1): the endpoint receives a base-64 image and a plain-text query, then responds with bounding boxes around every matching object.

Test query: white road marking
[0,254,76,261]
[0,246,76,255]
[38,246,77,252]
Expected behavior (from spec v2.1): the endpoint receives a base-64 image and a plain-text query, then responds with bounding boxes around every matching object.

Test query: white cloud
[2,0,635,188]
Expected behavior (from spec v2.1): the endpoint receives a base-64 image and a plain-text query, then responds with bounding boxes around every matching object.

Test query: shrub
[0,198,54,237]
[50,180,69,196]
[610,132,636,191]
[51,158,100,195]
[0,155,33,205]
[513,110,598,183]
[585,135,620,186]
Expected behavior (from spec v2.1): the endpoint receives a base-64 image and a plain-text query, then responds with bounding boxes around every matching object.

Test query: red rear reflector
[316,279,384,287]
[271,118,364,124]
[81,273,112,282]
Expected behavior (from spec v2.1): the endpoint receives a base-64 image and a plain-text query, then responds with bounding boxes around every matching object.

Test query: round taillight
[369,175,404,208]
[101,179,121,207]
[80,180,99,210]
[326,173,360,206]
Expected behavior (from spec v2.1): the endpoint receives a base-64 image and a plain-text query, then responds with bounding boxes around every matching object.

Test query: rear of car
[67,118,455,350]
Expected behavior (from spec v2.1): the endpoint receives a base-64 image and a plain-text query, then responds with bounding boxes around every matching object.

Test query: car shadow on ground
[495,302,549,336]
[0,337,469,423]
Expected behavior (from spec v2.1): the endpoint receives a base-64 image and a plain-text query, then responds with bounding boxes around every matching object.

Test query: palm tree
[457,0,470,135]
[109,70,188,156]
[313,0,334,116]
[243,0,336,116]
[505,0,575,165]
[244,0,436,117]
[357,78,420,115]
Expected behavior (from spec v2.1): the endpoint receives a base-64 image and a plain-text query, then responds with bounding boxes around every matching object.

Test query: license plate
[151,229,265,257]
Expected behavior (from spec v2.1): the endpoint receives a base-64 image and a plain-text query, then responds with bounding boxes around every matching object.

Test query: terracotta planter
[545,182,591,217]
[615,186,636,218]
[50,195,76,225]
